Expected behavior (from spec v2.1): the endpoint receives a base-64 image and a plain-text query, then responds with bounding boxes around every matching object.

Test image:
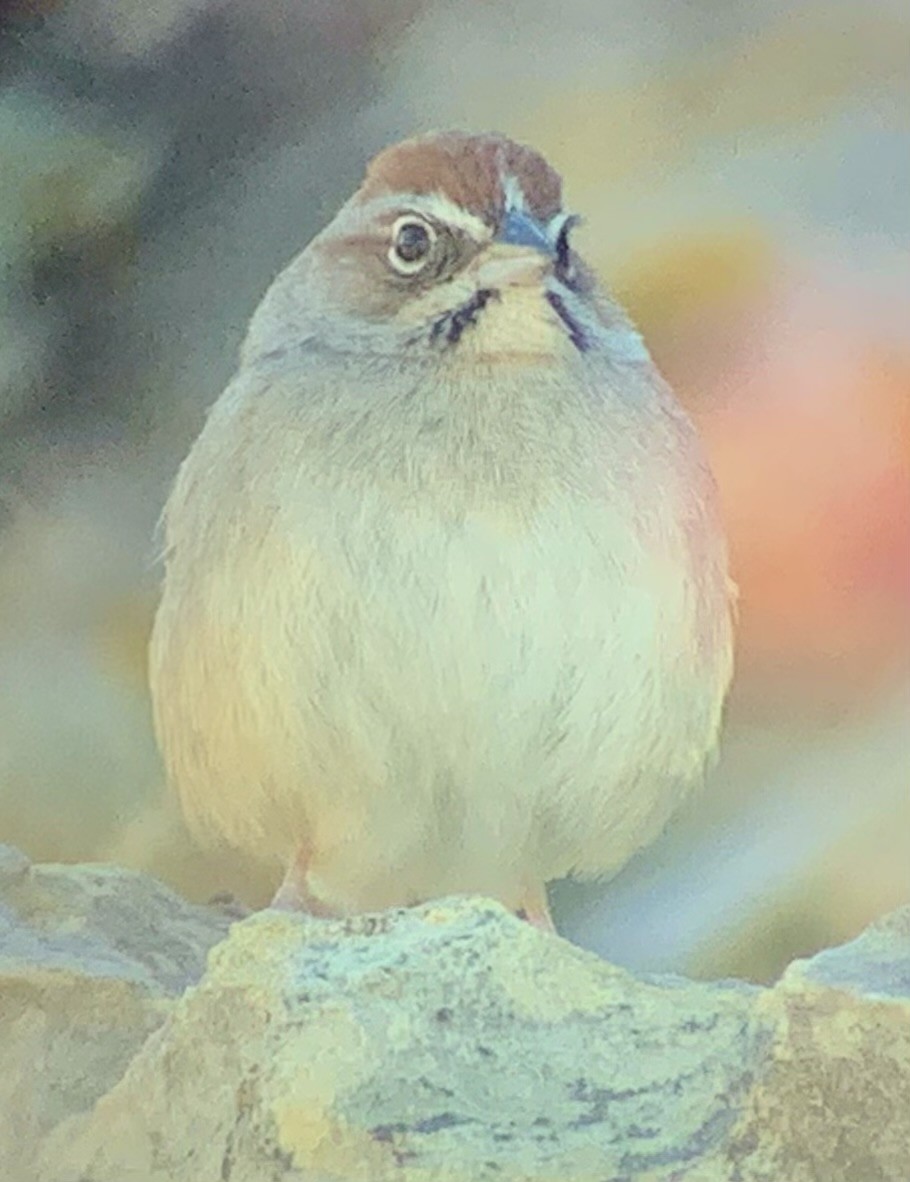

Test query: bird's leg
[270,844,336,916]
[518,885,557,934]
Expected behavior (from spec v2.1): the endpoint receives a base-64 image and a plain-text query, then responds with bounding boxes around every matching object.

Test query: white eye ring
[388,215,436,275]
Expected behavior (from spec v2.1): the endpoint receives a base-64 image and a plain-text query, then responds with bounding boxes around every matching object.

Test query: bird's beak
[496,208,553,255]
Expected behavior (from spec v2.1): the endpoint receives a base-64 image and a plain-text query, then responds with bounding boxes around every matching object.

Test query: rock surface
[0,846,906,1181]
[0,844,232,1182]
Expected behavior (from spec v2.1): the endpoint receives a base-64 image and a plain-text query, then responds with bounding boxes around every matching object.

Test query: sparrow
[149,131,734,932]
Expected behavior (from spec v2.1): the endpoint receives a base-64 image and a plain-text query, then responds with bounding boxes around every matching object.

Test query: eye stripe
[360,192,493,244]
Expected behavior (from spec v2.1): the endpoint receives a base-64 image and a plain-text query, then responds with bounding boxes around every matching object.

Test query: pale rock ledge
[0,844,907,1181]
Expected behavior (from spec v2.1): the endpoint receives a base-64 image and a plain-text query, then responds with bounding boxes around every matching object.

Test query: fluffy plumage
[149,132,734,927]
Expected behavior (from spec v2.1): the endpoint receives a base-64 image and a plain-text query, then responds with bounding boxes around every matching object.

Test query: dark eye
[389,216,436,275]
[555,214,580,284]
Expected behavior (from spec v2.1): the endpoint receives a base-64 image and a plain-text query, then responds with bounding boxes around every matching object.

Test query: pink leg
[518,886,557,934]
[270,844,337,916]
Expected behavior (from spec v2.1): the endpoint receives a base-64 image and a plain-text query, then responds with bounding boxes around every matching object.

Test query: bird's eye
[389,216,436,275]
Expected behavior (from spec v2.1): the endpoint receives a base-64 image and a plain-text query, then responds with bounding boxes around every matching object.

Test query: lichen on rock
[0,845,906,1181]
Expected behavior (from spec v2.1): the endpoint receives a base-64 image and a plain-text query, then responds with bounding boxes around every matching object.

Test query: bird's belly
[158,483,729,912]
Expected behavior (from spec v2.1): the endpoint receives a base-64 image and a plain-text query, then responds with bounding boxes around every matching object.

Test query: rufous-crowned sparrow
[149,131,734,932]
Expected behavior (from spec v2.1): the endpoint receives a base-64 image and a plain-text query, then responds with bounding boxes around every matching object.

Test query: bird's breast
[151,356,732,885]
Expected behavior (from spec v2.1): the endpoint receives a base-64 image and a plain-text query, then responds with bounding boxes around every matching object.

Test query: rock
[0,846,904,1181]
[0,846,231,1181]
[724,906,910,1182]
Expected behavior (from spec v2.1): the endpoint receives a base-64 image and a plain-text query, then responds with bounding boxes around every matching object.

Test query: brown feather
[357,131,563,225]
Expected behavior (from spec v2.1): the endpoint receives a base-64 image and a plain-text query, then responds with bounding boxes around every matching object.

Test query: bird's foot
[518,887,557,934]
[270,844,337,917]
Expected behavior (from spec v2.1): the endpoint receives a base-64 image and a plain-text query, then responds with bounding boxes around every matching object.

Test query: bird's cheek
[390,279,475,330]
[470,245,549,292]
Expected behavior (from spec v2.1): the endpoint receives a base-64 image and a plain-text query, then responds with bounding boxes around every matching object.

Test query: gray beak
[496,208,553,254]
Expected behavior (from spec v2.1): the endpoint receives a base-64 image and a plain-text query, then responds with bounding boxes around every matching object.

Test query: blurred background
[0,0,907,983]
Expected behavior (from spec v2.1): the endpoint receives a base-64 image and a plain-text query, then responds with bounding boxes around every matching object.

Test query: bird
[148,131,734,933]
